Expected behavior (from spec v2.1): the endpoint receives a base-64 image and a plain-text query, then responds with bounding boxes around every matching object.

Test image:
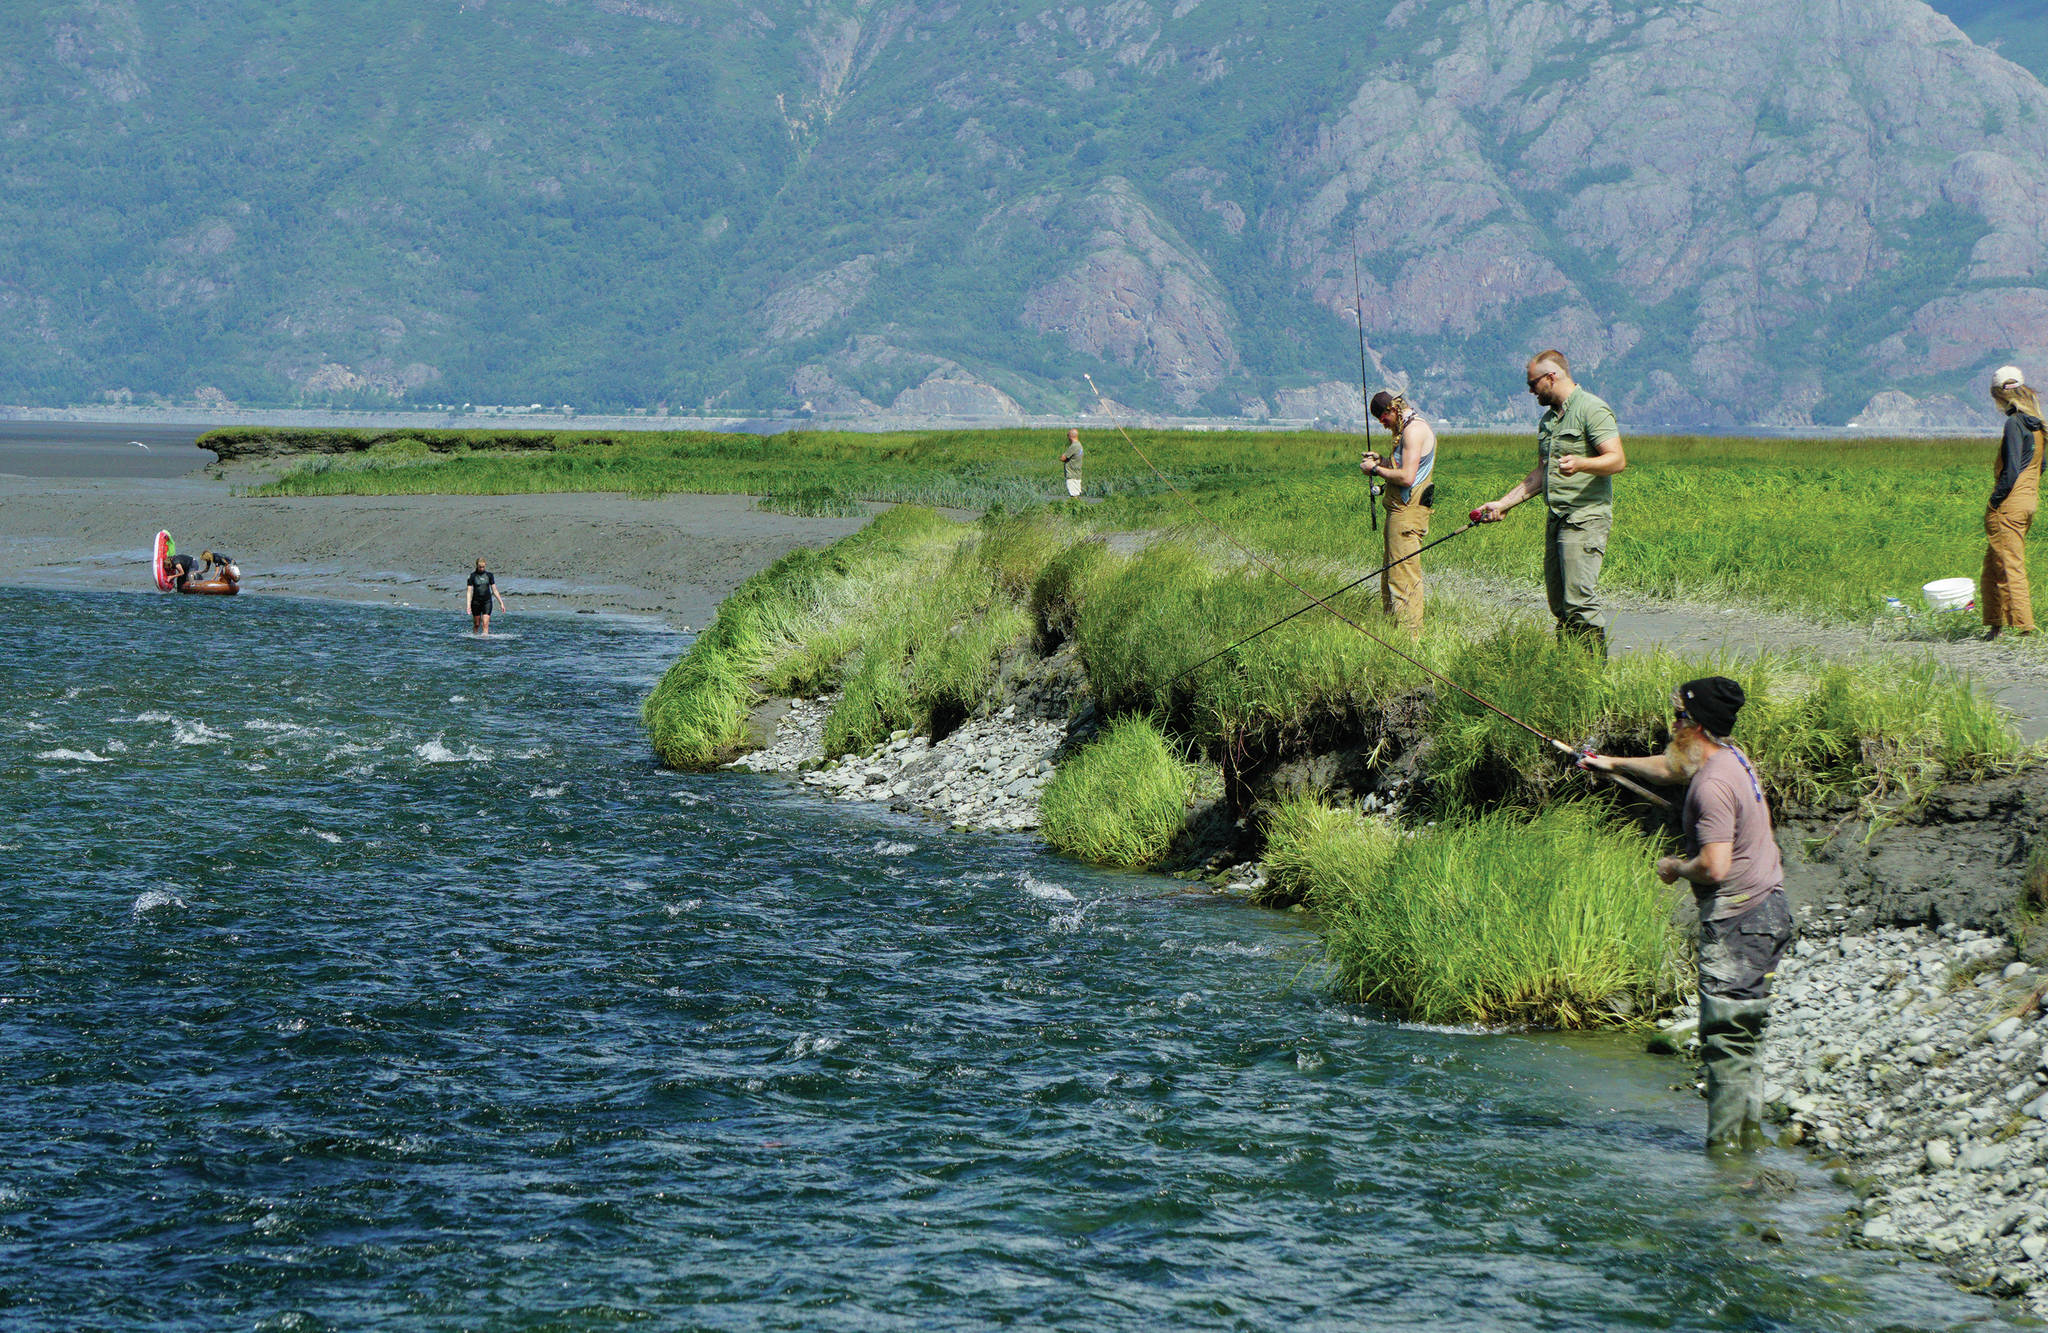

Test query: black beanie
[1678,676,1745,738]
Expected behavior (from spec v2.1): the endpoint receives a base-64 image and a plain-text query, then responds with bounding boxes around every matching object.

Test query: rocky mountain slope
[6,0,2048,426]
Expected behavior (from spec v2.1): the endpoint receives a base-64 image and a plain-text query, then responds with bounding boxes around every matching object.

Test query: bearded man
[1475,349,1627,653]
[1581,676,1793,1152]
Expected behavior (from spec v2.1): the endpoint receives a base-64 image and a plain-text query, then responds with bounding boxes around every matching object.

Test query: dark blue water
[0,588,2020,1330]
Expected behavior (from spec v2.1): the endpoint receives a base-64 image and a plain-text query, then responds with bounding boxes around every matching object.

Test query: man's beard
[1666,732,1708,779]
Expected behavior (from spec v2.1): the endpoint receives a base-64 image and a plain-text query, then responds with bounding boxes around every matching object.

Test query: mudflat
[0,440,869,626]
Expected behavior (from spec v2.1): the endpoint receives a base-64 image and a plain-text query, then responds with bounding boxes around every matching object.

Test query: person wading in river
[1581,677,1792,1153]
[1474,349,1627,654]
[1360,390,1436,639]
[466,558,507,636]
[1984,365,2042,640]
[1060,427,1085,499]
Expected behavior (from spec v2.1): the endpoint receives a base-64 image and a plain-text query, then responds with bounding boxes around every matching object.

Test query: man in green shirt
[1475,348,1629,652]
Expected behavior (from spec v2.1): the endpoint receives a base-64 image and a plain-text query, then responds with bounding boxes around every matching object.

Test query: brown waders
[1543,510,1609,655]
[1381,493,1431,639]
[1984,425,2041,634]
[1697,891,1794,1153]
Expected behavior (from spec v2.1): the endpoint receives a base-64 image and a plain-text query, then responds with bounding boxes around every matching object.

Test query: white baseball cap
[1993,364,2025,388]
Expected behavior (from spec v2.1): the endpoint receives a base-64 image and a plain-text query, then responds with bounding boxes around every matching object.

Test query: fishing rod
[1166,518,1480,689]
[1080,373,1672,812]
[1353,249,1378,534]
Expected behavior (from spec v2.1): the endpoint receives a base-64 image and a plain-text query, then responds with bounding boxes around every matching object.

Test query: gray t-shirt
[1683,745,1783,921]
[1062,441,1084,480]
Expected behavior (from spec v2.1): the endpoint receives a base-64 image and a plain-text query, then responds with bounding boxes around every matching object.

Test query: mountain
[7,0,2048,427]
[1934,1,2048,85]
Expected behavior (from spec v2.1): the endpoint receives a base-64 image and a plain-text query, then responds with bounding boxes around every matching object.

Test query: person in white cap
[1984,365,2041,639]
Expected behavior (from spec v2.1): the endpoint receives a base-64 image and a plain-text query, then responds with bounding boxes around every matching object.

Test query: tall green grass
[225,424,2047,627]
[1257,794,1402,908]
[1061,550,2026,809]
[1039,717,1197,868]
[641,506,960,767]
[819,537,1031,757]
[1282,800,1682,1027]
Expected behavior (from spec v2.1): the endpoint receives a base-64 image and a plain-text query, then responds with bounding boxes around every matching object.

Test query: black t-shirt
[167,553,197,575]
[467,570,496,609]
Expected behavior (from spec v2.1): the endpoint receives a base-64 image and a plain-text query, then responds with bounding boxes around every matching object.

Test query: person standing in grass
[1984,365,2042,640]
[1474,349,1628,654]
[1360,390,1436,638]
[466,557,507,635]
[1580,676,1792,1154]
[1060,427,1085,499]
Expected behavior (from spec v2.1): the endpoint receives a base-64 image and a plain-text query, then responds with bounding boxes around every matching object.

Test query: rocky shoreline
[1654,921,2048,1315]
[732,687,2048,1314]
[728,694,1070,835]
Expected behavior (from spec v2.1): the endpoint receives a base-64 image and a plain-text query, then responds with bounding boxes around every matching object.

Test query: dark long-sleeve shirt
[1992,411,2044,510]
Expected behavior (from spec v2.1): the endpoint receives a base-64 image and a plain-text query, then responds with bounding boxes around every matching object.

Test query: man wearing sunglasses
[1580,676,1793,1153]
[1474,348,1627,654]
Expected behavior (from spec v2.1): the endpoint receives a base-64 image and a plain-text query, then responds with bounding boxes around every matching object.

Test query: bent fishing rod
[1165,517,1480,689]
[1081,373,1671,812]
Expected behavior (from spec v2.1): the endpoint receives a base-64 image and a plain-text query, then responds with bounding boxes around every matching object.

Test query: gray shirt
[1684,745,1783,921]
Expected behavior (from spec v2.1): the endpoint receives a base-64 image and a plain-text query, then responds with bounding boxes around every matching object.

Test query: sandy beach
[0,427,869,627]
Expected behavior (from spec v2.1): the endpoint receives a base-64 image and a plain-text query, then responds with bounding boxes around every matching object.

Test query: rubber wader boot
[1699,994,1772,1152]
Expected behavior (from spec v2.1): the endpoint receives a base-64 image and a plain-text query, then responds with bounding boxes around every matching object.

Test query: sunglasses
[1526,371,1555,390]
[1673,707,1692,724]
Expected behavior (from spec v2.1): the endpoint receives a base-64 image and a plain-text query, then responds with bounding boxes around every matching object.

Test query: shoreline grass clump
[1308,802,1682,1028]
[642,506,961,767]
[1039,717,1197,868]
[1258,794,1401,908]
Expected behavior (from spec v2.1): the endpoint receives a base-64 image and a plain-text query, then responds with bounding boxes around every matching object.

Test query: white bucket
[1922,577,1975,612]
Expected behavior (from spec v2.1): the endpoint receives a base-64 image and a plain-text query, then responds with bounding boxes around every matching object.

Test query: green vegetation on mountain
[11,0,2048,424]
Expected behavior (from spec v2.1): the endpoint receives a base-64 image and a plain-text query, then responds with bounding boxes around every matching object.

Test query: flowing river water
[0,586,2024,1330]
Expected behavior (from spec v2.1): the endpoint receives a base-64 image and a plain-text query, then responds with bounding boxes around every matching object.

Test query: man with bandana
[1581,676,1793,1152]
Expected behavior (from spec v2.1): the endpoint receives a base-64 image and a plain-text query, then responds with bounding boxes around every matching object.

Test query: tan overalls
[1380,411,1433,639]
[1983,420,2042,633]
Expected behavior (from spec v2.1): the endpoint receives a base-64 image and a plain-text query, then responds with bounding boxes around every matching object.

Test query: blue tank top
[1391,414,1434,505]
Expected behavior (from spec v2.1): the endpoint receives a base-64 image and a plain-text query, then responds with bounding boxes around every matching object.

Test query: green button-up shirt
[1537,387,1621,518]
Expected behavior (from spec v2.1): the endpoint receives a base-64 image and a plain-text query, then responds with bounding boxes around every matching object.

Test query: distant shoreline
[0,467,870,629]
[0,403,1994,439]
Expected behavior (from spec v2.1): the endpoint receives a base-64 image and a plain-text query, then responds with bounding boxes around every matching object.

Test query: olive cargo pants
[1697,891,1795,1153]
[1982,503,2036,632]
[1544,510,1609,641]
[1381,497,1431,638]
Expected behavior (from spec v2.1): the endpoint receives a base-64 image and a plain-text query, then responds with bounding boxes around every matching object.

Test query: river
[0,587,2020,1329]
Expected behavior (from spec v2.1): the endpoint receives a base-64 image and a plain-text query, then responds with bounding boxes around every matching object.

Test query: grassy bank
[223,424,2047,626]
[643,504,2032,1027]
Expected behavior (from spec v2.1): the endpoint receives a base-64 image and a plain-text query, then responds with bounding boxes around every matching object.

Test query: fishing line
[1165,520,1477,688]
[1080,373,1672,811]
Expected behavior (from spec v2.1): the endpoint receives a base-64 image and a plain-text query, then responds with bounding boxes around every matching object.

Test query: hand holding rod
[1555,740,1674,810]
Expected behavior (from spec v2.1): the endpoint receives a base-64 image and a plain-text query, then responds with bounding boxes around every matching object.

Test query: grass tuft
[1039,717,1197,867]
[1311,802,1683,1028]
[1259,793,1401,908]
